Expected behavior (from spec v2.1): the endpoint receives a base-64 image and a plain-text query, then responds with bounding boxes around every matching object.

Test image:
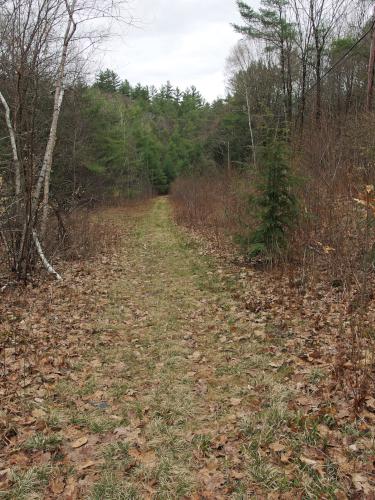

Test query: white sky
[96,0,258,102]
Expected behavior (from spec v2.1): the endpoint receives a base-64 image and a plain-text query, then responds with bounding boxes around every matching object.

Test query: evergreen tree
[244,139,297,259]
[233,0,295,123]
[94,69,121,93]
[119,79,132,97]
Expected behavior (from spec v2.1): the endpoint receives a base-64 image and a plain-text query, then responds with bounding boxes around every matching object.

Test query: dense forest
[2,0,375,498]
[2,0,375,278]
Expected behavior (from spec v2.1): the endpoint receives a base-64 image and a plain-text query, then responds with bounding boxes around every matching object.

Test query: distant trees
[233,0,367,127]
[95,70,122,93]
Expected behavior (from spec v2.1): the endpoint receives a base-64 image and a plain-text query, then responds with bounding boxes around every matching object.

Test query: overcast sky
[97,0,258,102]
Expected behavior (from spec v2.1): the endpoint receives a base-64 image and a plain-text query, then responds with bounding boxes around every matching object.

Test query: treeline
[1,0,375,282]
[173,0,375,273]
[53,72,212,203]
[52,68,259,204]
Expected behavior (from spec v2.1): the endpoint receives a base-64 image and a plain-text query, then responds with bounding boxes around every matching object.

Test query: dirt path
[1,198,368,498]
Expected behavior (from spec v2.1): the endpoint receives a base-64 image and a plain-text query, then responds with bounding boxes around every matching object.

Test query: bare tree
[367,4,375,110]
[227,41,257,167]
[304,0,350,122]
[0,0,130,281]
[290,0,313,130]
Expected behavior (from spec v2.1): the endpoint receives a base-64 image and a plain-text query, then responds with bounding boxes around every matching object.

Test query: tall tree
[95,69,121,93]
[367,5,375,110]
[0,0,129,280]
[234,0,296,124]
[227,41,257,166]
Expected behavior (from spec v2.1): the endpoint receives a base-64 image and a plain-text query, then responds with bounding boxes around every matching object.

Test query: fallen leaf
[300,456,318,466]
[269,442,286,452]
[78,460,97,471]
[63,476,77,499]
[51,477,65,495]
[352,473,373,495]
[71,436,88,449]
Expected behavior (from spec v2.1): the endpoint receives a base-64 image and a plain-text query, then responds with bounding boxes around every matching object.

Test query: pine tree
[94,69,121,93]
[245,139,297,259]
[233,0,295,123]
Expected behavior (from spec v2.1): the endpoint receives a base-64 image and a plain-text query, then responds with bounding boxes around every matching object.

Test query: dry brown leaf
[269,442,286,452]
[352,473,373,494]
[280,451,292,463]
[63,476,77,499]
[71,436,88,449]
[300,456,318,466]
[51,477,65,495]
[78,460,96,471]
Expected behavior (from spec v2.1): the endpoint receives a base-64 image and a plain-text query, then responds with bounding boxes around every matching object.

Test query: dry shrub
[291,113,375,287]
[64,211,122,260]
[171,170,255,247]
[171,113,375,411]
[335,313,375,413]
[45,208,122,262]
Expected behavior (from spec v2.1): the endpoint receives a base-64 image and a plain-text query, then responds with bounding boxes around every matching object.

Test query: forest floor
[0,198,374,499]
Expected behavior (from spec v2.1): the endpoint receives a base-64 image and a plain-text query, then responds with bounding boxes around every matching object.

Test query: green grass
[70,412,118,434]
[192,434,212,457]
[3,466,51,499]
[245,448,291,491]
[22,433,62,452]
[90,473,139,500]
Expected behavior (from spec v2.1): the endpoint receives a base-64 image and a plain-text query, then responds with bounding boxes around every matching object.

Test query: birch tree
[0,0,129,280]
[227,41,257,166]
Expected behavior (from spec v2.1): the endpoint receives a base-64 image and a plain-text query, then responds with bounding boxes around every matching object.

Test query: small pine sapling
[245,139,297,260]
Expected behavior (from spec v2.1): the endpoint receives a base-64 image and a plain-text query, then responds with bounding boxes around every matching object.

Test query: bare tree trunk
[245,87,256,167]
[286,48,293,124]
[39,0,77,238]
[300,60,307,131]
[280,38,288,124]
[367,6,375,112]
[32,230,62,280]
[227,141,231,173]
[39,88,66,234]
[315,46,322,124]
[0,91,21,198]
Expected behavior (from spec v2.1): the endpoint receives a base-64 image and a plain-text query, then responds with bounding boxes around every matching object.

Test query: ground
[0,198,374,499]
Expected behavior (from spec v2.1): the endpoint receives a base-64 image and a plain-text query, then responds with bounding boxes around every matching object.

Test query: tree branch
[32,230,62,280]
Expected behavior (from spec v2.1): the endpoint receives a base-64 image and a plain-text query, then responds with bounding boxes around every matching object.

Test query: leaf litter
[0,199,374,498]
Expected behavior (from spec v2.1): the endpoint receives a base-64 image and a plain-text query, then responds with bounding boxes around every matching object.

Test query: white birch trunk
[32,230,62,280]
[35,0,77,237]
[245,86,256,168]
[0,91,21,198]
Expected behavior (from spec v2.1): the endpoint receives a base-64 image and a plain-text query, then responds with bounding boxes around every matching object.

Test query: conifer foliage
[242,139,297,259]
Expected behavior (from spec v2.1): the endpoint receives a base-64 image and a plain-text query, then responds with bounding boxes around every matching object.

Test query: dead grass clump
[44,209,122,262]
[171,171,255,248]
[63,211,122,260]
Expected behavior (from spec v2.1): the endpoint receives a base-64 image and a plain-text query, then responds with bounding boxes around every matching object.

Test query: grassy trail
[91,197,263,498]
[4,198,349,499]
